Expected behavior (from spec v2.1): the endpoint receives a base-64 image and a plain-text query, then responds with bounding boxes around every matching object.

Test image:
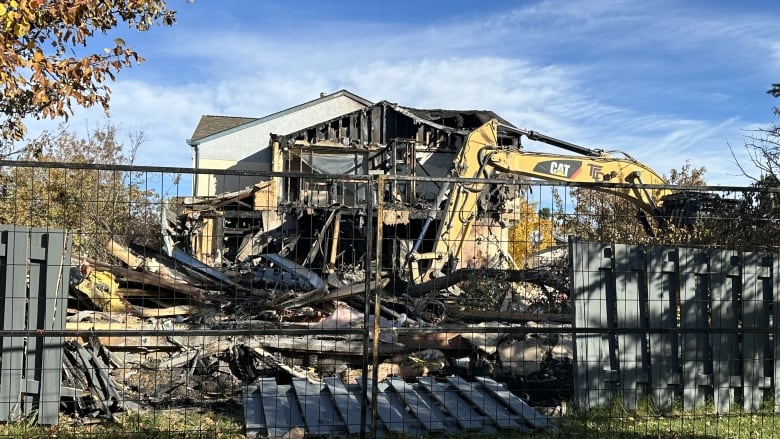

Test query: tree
[769,83,780,99]
[718,84,780,250]
[0,123,162,259]
[0,0,179,147]
[508,200,556,263]
[562,162,707,244]
[734,88,780,183]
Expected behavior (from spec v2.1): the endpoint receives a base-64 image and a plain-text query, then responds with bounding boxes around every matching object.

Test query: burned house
[176,99,524,287]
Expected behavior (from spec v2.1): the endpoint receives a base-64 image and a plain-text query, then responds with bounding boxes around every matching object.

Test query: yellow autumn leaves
[0,0,37,37]
[508,200,556,264]
[0,0,177,143]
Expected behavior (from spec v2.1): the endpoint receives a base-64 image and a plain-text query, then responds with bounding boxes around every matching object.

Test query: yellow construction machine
[407,119,702,284]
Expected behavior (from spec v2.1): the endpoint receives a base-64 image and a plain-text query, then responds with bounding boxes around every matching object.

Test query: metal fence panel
[4,160,780,436]
[572,241,780,414]
[572,240,616,408]
[0,226,71,425]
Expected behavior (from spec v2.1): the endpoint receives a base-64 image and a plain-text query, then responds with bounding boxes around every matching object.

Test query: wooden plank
[358,379,419,434]
[323,376,366,434]
[387,378,448,432]
[22,228,70,425]
[25,230,44,419]
[44,230,70,425]
[0,226,28,422]
[417,377,487,431]
[292,378,344,436]
[445,376,525,431]
[710,250,740,414]
[570,239,616,409]
[26,229,70,424]
[106,238,144,269]
[474,376,554,431]
[678,247,712,410]
[442,307,571,324]
[647,247,680,411]
[742,252,772,412]
[87,258,206,300]
[251,335,405,356]
[613,244,647,410]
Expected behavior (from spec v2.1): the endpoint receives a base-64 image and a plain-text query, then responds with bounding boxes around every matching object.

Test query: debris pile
[56,193,573,433]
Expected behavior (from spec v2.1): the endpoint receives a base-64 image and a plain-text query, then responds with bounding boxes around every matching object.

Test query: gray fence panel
[742,252,772,412]
[678,247,711,410]
[0,226,70,424]
[710,250,740,413]
[613,244,647,409]
[0,226,29,422]
[774,254,780,413]
[573,242,780,414]
[647,247,680,411]
[572,240,617,409]
[28,228,71,424]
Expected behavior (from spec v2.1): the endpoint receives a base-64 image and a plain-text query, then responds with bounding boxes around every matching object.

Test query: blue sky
[25,0,780,186]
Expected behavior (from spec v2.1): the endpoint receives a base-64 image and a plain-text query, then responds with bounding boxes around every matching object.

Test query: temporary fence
[0,160,778,437]
[571,241,779,414]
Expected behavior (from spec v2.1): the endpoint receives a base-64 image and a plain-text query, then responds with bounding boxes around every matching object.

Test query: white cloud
[18,0,780,191]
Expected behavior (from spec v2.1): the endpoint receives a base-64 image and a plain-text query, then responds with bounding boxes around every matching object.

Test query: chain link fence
[0,160,778,437]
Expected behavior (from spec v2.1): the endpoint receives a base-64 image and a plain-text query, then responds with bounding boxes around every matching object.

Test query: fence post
[572,239,618,409]
[368,174,383,437]
[613,244,648,410]
[678,247,712,410]
[647,247,680,411]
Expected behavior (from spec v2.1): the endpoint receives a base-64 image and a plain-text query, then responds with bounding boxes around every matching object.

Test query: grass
[0,407,245,438]
[2,401,780,438]
[529,396,780,439]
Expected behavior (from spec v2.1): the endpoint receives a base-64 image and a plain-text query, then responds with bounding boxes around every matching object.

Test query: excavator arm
[408,119,672,283]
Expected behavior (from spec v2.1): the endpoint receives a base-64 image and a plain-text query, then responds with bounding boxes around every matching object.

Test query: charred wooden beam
[405,268,568,297]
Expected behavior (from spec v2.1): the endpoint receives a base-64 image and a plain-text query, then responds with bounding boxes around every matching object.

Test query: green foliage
[562,162,709,245]
[0,408,244,438]
[0,123,161,259]
[768,83,780,98]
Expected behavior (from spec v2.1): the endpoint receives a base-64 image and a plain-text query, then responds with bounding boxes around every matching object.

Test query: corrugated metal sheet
[243,376,553,437]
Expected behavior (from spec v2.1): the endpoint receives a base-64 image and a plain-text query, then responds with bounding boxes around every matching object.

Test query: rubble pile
[59,210,573,427]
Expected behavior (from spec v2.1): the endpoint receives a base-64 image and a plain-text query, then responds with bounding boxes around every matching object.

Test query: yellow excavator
[407,119,697,284]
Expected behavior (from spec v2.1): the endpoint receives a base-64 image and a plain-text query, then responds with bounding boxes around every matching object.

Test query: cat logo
[532,160,582,179]
[550,161,570,176]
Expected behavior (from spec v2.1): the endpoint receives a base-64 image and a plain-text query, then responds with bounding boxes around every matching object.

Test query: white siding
[194,95,367,196]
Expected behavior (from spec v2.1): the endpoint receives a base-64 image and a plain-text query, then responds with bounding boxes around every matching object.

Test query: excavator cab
[660,192,720,228]
[660,192,742,230]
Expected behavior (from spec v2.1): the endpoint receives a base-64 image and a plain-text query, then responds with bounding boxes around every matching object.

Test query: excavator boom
[408,119,674,283]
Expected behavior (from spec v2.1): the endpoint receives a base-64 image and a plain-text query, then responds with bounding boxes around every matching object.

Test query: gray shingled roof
[187,90,373,145]
[189,115,258,143]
